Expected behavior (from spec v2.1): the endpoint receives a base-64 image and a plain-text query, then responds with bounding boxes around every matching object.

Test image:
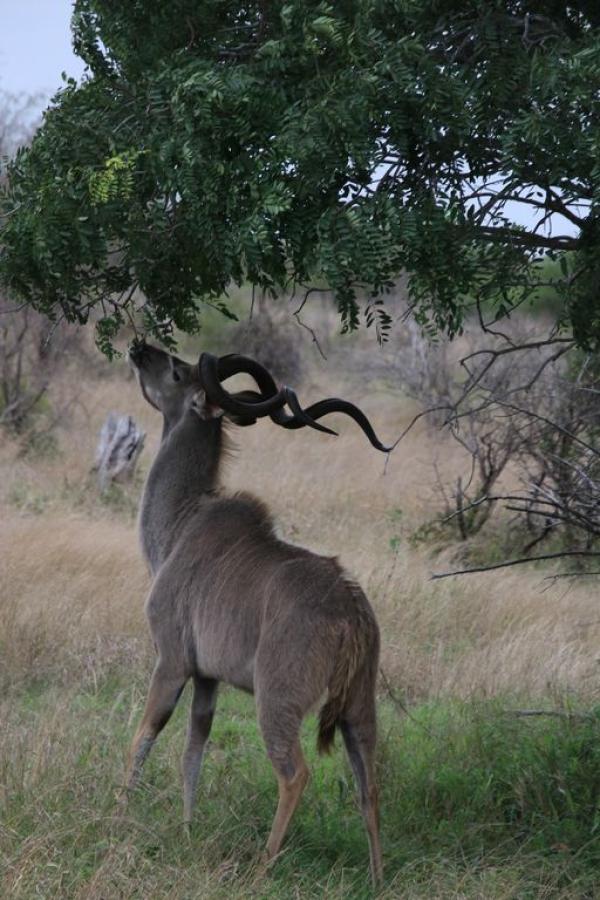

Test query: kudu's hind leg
[340,710,383,886]
[257,697,310,861]
[255,628,324,863]
[126,660,187,791]
[263,738,310,861]
[182,676,218,824]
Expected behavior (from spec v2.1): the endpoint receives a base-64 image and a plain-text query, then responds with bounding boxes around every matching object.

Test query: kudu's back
[125,343,383,884]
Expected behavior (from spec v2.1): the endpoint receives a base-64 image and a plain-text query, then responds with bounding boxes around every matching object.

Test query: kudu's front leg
[124,660,187,796]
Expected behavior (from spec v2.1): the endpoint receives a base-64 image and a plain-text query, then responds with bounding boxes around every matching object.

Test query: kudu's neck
[140,409,223,572]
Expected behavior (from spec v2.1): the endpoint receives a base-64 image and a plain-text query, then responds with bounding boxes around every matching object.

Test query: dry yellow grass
[0,514,149,690]
[1,347,598,704]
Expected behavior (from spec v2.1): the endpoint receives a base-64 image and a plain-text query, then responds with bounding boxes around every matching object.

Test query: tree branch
[432,550,600,580]
[477,224,578,251]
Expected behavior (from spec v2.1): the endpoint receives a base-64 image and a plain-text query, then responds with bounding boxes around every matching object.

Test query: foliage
[1,2,599,352]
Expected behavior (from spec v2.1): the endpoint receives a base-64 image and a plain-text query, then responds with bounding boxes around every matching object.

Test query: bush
[395,314,600,558]
[225,310,304,384]
[0,299,85,444]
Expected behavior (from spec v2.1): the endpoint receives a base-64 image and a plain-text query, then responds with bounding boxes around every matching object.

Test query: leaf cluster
[1,1,599,350]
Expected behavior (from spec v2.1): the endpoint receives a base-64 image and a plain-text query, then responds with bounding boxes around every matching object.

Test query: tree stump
[95,413,145,490]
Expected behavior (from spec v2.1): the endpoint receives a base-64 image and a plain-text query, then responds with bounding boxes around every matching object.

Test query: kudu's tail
[317,600,376,755]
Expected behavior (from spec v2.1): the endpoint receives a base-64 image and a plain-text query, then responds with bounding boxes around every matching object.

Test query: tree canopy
[0,1,599,352]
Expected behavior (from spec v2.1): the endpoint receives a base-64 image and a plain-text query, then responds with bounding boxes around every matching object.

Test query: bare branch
[494,399,599,457]
[0,301,28,315]
[477,224,578,251]
[292,312,327,360]
[431,550,600,580]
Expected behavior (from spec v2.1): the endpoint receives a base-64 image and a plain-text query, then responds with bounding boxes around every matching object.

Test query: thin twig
[379,668,433,737]
[386,405,452,448]
[439,495,490,523]
[494,399,599,456]
[293,312,327,360]
[0,301,29,315]
[292,286,329,317]
[431,550,600,580]
[543,571,600,582]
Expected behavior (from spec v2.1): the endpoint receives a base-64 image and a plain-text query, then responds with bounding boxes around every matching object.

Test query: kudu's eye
[172,369,181,383]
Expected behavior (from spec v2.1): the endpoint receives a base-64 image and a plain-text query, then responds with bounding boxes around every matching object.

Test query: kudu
[126,342,387,884]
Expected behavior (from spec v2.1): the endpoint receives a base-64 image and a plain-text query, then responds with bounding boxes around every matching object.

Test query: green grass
[3,672,600,898]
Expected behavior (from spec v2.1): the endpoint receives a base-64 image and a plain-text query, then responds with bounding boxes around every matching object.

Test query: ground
[1,318,600,898]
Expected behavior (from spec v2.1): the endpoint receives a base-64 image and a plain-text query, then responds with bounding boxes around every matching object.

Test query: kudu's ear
[168,355,189,384]
[190,390,224,420]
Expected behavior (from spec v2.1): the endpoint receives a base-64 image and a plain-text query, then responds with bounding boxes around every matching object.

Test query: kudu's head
[129,342,208,427]
[129,340,393,452]
[128,341,283,432]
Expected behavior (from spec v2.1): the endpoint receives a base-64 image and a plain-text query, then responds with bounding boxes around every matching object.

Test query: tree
[0,1,599,353]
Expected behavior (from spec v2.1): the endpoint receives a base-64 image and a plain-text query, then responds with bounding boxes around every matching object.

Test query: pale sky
[0,0,85,109]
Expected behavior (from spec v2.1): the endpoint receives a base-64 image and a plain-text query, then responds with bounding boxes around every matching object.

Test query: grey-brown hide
[126,343,383,885]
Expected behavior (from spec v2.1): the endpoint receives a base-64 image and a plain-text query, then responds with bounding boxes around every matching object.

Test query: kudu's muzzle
[128,342,146,366]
